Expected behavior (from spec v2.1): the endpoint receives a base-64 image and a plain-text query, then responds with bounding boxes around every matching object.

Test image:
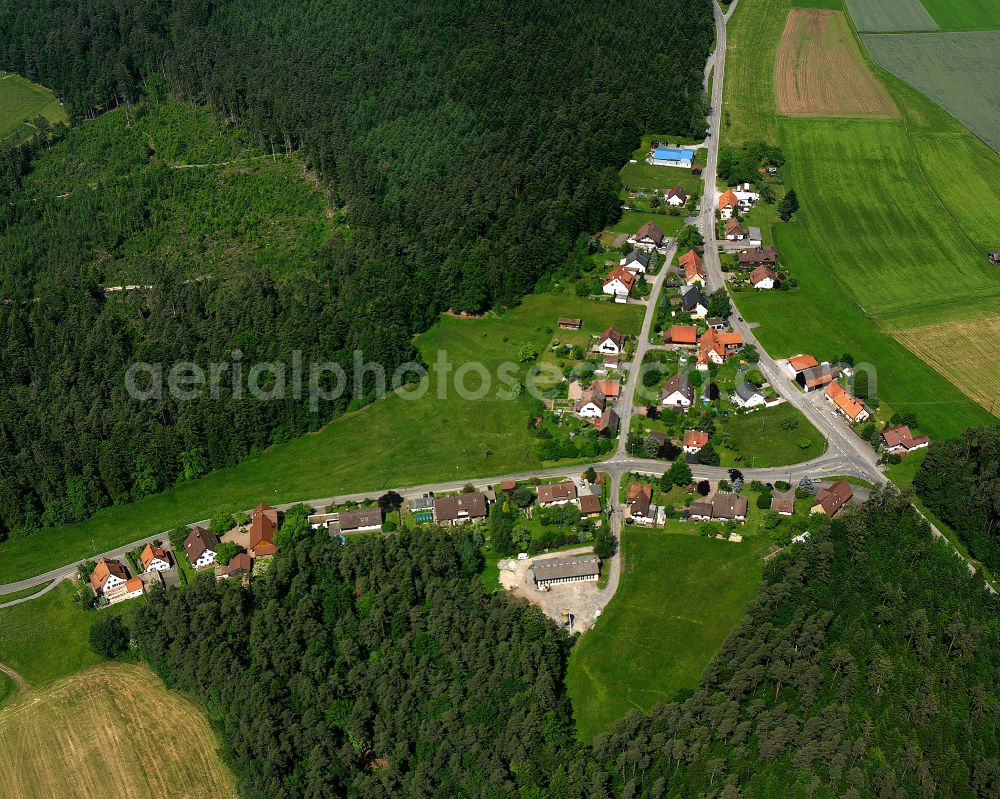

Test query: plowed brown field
[0,663,236,799]
[775,8,897,118]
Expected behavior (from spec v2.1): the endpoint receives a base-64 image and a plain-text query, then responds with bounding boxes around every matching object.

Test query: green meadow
[0,72,67,142]
[844,0,938,32]
[567,528,768,742]
[918,0,1000,30]
[0,295,643,583]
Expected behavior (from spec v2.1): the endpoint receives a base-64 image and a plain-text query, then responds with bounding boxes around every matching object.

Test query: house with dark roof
[725,219,746,241]
[184,526,220,569]
[596,407,620,436]
[627,483,655,525]
[661,373,695,409]
[558,317,582,330]
[627,221,666,251]
[679,285,708,318]
[810,481,854,517]
[337,507,384,533]
[737,246,778,268]
[799,364,839,392]
[221,552,253,580]
[537,482,578,507]
[688,494,748,522]
[576,385,607,418]
[733,381,766,408]
[596,327,626,355]
[579,493,602,517]
[249,503,279,558]
[434,492,489,526]
[620,250,649,274]
[665,186,688,207]
[771,497,794,516]
[533,554,601,588]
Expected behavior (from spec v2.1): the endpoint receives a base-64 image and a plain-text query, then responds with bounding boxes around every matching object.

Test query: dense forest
[128,485,1000,798]
[914,427,1000,573]
[0,0,713,538]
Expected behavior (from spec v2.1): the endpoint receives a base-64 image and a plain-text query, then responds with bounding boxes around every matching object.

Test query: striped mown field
[0,72,67,142]
[0,663,236,799]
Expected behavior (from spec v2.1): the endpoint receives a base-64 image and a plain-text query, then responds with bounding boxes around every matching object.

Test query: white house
[660,374,694,409]
[184,526,219,570]
[732,184,759,211]
[620,249,649,274]
[576,387,606,418]
[603,266,635,303]
[749,265,777,289]
[733,382,767,408]
[627,221,665,251]
[679,285,708,319]
[89,557,129,599]
[596,326,625,355]
[139,543,171,573]
[650,147,694,169]
[536,482,578,507]
[665,186,688,207]
[683,429,708,454]
[109,577,145,604]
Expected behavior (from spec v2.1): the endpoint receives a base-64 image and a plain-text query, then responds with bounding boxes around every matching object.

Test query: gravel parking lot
[499,547,612,633]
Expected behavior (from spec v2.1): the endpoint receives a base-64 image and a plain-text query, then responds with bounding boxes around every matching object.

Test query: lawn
[0,294,643,584]
[844,0,938,32]
[0,581,134,686]
[918,0,1000,30]
[863,31,1000,154]
[606,210,685,240]
[0,582,53,604]
[716,402,827,468]
[0,72,67,142]
[0,663,236,799]
[722,0,785,145]
[567,528,768,742]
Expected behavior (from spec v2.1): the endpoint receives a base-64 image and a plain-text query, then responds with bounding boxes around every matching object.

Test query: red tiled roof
[788,354,818,372]
[719,189,738,209]
[749,265,778,285]
[825,382,867,421]
[666,325,697,344]
[684,429,709,448]
[603,266,636,290]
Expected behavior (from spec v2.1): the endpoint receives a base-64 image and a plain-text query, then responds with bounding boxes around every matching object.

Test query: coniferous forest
[0,0,714,537]
[129,488,1000,798]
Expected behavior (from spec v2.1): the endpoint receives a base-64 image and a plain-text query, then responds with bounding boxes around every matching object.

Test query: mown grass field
[567,529,767,742]
[775,9,897,118]
[0,582,52,604]
[918,0,1000,30]
[725,0,1000,436]
[0,72,67,142]
[0,663,236,799]
[0,295,643,584]
[863,31,1000,154]
[844,0,938,32]
[0,581,131,685]
[717,402,827,467]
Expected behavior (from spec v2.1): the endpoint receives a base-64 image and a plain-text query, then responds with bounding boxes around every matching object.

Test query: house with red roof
[881,425,929,455]
[749,265,778,289]
[718,189,739,220]
[664,325,698,347]
[683,429,709,454]
[678,250,705,285]
[825,382,870,423]
[602,266,636,303]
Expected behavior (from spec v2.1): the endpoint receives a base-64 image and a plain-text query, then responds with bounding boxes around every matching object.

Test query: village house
[749,265,778,289]
[825,382,870,423]
[737,246,778,268]
[140,543,171,573]
[221,552,253,580]
[628,221,666,251]
[90,557,129,600]
[650,147,694,169]
[733,381,767,409]
[579,493,602,517]
[881,425,929,454]
[627,483,656,526]
[745,226,763,247]
[537,482,578,507]
[785,354,818,379]
[592,379,620,399]
[732,184,759,211]
[678,249,706,285]
[697,328,743,367]
[249,502,279,558]
[576,385,607,418]
[811,481,854,517]
[799,363,839,393]
[661,373,695,409]
[664,324,698,348]
[119,577,145,603]
[596,326,626,355]
[689,493,748,523]
[620,249,649,274]
[433,492,489,526]
[665,186,688,207]
[558,317,582,331]
[718,189,739,220]
[705,318,726,331]
[337,507,384,533]
[771,497,794,516]
[533,554,601,589]
[184,526,220,570]
[683,429,709,454]
[596,407,620,435]
[725,219,746,241]
[602,266,636,303]
[679,285,708,318]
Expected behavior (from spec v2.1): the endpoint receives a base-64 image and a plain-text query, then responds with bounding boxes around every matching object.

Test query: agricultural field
[0,72,67,142]
[775,9,897,118]
[844,0,938,31]
[0,294,643,584]
[0,663,236,799]
[890,308,1000,413]
[918,0,1000,30]
[567,528,768,742]
[863,31,1000,154]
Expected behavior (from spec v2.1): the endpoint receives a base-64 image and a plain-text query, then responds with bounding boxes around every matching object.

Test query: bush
[215,541,241,565]
[89,615,129,659]
[382,519,398,532]
[797,438,811,449]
